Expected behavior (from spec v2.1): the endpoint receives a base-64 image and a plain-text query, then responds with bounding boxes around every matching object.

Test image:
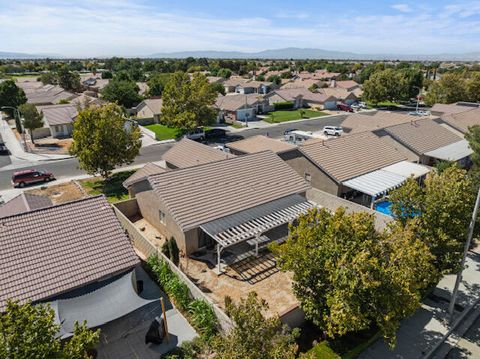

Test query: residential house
[162,138,235,169]
[266,88,337,110]
[216,93,268,122]
[430,102,478,116]
[223,78,274,94]
[129,150,310,255]
[0,195,139,311]
[134,98,163,125]
[284,131,407,197]
[226,135,299,159]
[123,162,169,196]
[280,78,327,91]
[36,104,78,138]
[318,87,358,105]
[0,193,52,218]
[26,84,77,106]
[439,108,480,134]
[381,119,472,165]
[331,80,361,92]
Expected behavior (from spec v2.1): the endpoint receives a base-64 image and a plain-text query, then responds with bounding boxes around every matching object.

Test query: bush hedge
[274,101,294,110]
[146,255,218,340]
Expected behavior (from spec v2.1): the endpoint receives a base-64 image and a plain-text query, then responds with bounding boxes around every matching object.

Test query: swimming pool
[375,201,393,217]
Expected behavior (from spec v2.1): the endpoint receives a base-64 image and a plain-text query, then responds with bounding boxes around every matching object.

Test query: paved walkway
[359,251,480,359]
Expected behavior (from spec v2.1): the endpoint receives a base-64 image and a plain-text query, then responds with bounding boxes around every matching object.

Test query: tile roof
[40,104,78,126]
[318,87,358,100]
[162,138,235,168]
[141,98,163,115]
[333,80,360,90]
[148,151,309,230]
[272,88,334,103]
[430,103,474,115]
[0,193,52,218]
[0,195,139,310]
[384,119,463,155]
[123,162,168,188]
[227,135,297,154]
[280,79,325,90]
[300,132,406,182]
[441,108,480,133]
[215,93,264,111]
[339,111,424,135]
[26,85,77,105]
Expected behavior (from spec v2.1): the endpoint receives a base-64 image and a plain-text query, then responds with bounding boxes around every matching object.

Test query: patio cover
[381,161,430,179]
[343,170,408,197]
[50,270,156,338]
[424,140,472,161]
[200,194,314,248]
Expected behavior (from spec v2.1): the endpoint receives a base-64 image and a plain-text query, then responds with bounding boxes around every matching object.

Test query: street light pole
[448,186,480,318]
[413,86,421,113]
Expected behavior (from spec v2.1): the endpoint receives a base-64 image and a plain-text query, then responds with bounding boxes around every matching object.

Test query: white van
[322,126,343,136]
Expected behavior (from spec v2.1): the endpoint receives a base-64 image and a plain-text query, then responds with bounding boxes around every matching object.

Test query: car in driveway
[323,126,343,136]
[283,128,298,136]
[337,103,353,112]
[12,169,55,188]
[184,127,206,141]
[205,128,227,139]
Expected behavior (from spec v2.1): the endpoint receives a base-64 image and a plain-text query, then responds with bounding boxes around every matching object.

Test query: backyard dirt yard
[26,181,86,204]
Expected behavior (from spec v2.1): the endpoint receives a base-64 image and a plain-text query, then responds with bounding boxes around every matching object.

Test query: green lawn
[145,124,182,141]
[80,170,135,203]
[367,100,401,107]
[265,109,328,123]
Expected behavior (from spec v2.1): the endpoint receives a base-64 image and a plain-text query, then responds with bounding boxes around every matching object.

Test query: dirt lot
[26,181,86,204]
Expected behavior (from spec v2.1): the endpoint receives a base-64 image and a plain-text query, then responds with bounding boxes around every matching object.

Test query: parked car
[12,169,54,188]
[0,143,8,155]
[205,128,227,139]
[323,126,344,136]
[284,128,298,136]
[213,144,231,153]
[337,103,353,112]
[184,127,206,141]
[408,110,431,116]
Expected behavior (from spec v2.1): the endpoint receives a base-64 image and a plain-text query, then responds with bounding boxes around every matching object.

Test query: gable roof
[319,87,357,100]
[0,193,52,218]
[140,98,163,115]
[40,104,78,126]
[272,88,335,104]
[430,103,474,115]
[162,138,235,168]
[227,135,297,154]
[148,151,309,230]
[215,94,264,111]
[339,111,423,135]
[26,85,77,105]
[123,162,168,188]
[300,132,406,182]
[384,119,463,155]
[334,80,360,90]
[0,195,139,310]
[441,108,480,133]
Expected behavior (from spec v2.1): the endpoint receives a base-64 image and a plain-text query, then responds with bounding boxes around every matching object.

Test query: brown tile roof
[26,85,77,105]
[0,193,52,218]
[148,151,309,230]
[272,88,335,104]
[40,104,78,126]
[123,162,168,188]
[280,79,325,90]
[300,132,406,182]
[141,98,163,115]
[333,80,360,90]
[339,111,424,135]
[318,87,357,100]
[162,138,235,168]
[0,195,139,310]
[441,108,480,133]
[384,119,463,155]
[430,103,474,115]
[215,93,265,111]
[226,135,296,154]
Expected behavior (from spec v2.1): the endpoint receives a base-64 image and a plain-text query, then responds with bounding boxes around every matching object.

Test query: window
[54,125,63,133]
[305,173,312,182]
[159,210,166,224]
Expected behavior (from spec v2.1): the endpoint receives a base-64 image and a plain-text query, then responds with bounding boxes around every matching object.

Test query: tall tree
[57,66,81,92]
[101,79,142,108]
[213,292,298,359]
[161,71,217,130]
[271,208,434,347]
[70,103,141,178]
[0,300,99,359]
[18,103,44,143]
[39,72,58,85]
[146,73,171,97]
[424,72,468,105]
[389,166,476,274]
[0,80,27,111]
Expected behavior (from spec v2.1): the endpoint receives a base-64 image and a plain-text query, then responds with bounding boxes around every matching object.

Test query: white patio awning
[381,161,430,179]
[425,140,472,161]
[200,194,315,248]
[343,170,408,197]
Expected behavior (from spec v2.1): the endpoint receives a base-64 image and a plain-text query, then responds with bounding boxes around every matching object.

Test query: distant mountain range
[2,48,480,61]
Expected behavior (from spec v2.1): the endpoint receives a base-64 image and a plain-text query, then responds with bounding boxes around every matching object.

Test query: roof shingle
[227,135,296,154]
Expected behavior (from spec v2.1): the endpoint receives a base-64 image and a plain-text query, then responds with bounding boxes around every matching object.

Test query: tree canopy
[271,207,435,347]
[18,103,43,143]
[161,71,217,130]
[147,73,171,97]
[0,80,27,111]
[70,103,141,178]
[0,300,99,359]
[57,66,81,92]
[425,71,480,105]
[101,79,142,108]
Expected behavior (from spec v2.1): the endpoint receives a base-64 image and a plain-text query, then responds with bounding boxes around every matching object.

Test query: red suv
[337,103,354,112]
[12,169,54,188]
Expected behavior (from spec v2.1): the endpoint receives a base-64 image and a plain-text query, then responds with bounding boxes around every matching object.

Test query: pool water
[375,201,393,216]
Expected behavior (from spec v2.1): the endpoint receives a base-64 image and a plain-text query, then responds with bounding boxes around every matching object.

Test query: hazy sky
[1,0,479,57]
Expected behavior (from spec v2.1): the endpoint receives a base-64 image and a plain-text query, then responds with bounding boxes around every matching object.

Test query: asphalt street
[0,113,350,190]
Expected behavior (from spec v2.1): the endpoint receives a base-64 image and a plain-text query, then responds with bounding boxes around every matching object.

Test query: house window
[159,210,166,224]
[54,125,63,133]
[305,173,312,182]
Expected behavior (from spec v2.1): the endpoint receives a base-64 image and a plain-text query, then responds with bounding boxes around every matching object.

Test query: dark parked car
[284,128,297,136]
[205,128,227,139]
[0,143,8,155]
[12,169,55,188]
[337,103,354,112]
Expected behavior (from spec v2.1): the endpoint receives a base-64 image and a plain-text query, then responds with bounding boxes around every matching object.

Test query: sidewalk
[359,250,480,359]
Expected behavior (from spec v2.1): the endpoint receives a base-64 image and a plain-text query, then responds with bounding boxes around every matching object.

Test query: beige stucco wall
[285,155,340,196]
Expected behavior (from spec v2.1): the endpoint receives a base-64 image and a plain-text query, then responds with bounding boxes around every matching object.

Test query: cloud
[391,3,412,13]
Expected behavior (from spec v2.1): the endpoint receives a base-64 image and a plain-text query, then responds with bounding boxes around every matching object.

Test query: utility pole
[448,186,480,318]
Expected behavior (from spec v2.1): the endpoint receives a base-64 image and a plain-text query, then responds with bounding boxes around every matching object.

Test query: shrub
[188,299,218,340]
[274,101,294,110]
[161,237,180,266]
